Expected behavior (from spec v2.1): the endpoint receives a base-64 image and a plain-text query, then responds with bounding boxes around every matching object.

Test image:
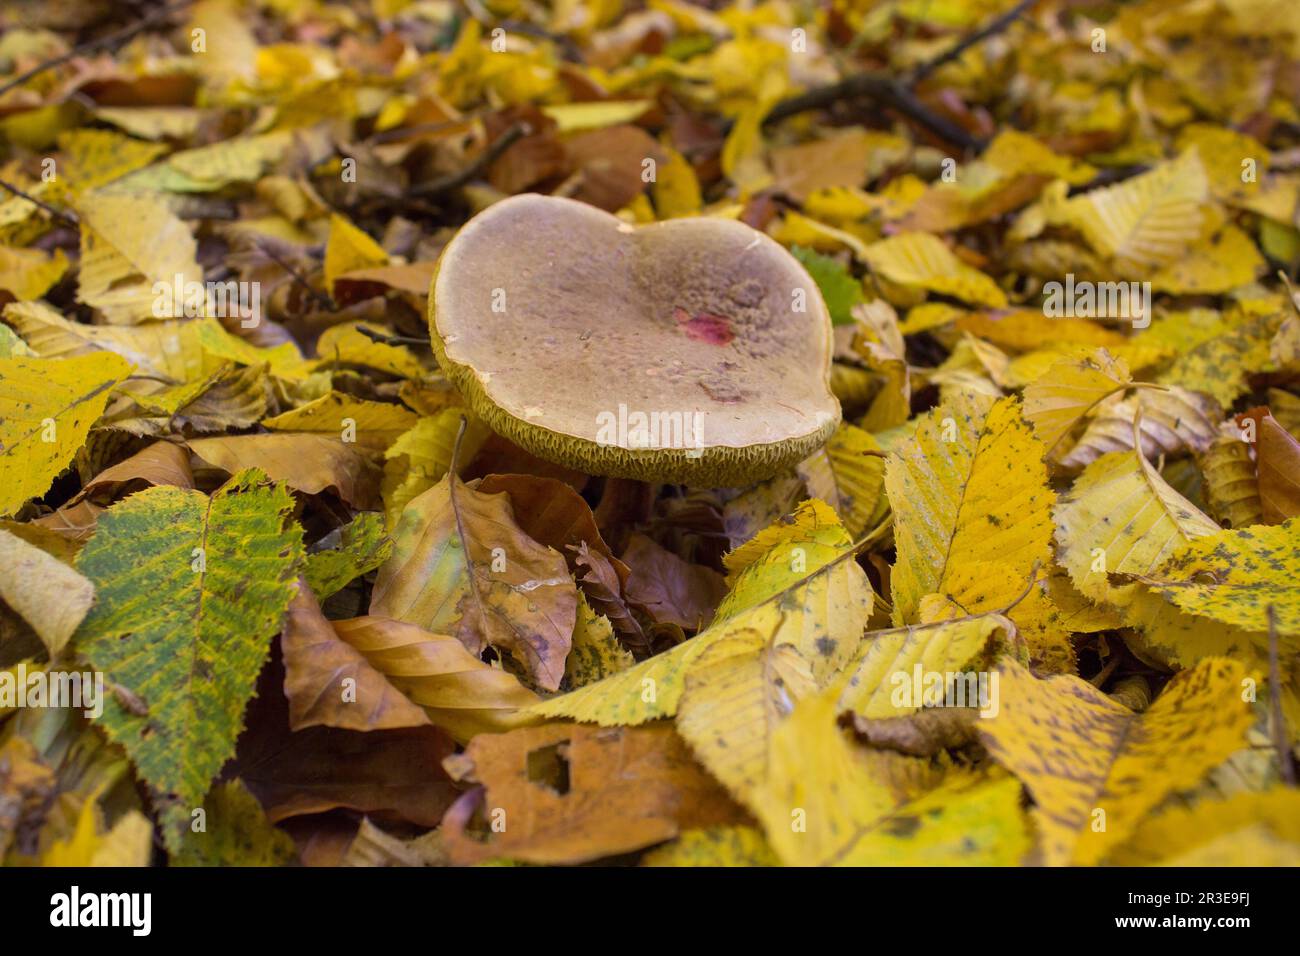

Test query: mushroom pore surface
[430,193,840,485]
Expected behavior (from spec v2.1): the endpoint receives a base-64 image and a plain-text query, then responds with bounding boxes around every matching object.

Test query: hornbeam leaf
[836,613,1018,719]
[526,500,873,725]
[1060,149,1208,270]
[1104,788,1300,865]
[1021,348,1131,457]
[1135,518,1300,635]
[887,393,1058,655]
[0,352,132,516]
[978,657,1254,866]
[75,469,304,806]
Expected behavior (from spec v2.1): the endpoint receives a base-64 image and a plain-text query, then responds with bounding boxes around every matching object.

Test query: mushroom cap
[429,193,840,485]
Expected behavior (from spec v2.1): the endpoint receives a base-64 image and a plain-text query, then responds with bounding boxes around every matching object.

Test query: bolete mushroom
[428,193,840,486]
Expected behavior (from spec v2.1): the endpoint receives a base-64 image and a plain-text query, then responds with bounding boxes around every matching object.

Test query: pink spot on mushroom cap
[673,307,735,345]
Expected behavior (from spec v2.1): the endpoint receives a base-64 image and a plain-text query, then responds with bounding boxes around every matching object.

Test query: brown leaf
[440,722,747,864]
[281,585,431,733]
[563,125,664,211]
[32,440,195,542]
[569,540,648,654]
[235,661,457,828]
[1239,408,1300,524]
[330,615,540,742]
[370,473,578,691]
[621,532,727,631]
[476,473,623,577]
[189,433,382,510]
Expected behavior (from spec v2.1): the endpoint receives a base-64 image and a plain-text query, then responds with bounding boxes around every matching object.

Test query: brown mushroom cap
[429,193,840,485]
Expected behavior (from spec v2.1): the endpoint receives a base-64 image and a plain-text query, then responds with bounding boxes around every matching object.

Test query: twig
[356,326,431,347]
[257,241,335,312]
[1000,560,1044,615]
[1267,606,1297,786]
[0,178,79,226]
[908,0,1038,84]
[761,0,1048,151]
[763,72,982,151]
[408,122,532,197]
[500,19,585,63]
[0,0,195,98]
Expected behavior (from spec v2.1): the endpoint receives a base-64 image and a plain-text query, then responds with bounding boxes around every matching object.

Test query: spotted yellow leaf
[0,352,132,516]
[978,657,1254,865]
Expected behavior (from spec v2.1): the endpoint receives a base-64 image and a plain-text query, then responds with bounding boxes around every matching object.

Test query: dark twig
[908,0,1037,84]
[0,0,195,98]
[408,122,532,197]
[500,19,585,63]
[764,1,1046,151]
[763,73,982,151]
[0,177,79,226]
[257,241,336,312]
[356,326,431,347]
[1267,606,1297,786]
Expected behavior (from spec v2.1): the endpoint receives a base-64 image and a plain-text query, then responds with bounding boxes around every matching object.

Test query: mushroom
[428,193,840,486]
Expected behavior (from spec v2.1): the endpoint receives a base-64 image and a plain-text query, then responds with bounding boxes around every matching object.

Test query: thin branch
[257,241,335,312]
[500,19,585,63]
[0,178,79,226]
[908,0,1038,84]
[763,73,982,151]
[408,122,532,197]
[356,326,431,347]
[0,0,195,98]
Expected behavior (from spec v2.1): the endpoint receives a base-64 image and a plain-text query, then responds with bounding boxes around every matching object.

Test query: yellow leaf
[527,500,873,723]
[652,145,703,219]
[1149,224,1264,294]
[541,100,652,132]
[263,390,418,452]
[1056,385,1219,473]
[0,352,132,516]
[640,825,780,866]
[1054,446,1220,605]
[381,408,488,524]
[675,630,817,806]
[323,214,388,295]
[862,233,1007,308]
[796,422,887,538]
[887,393,1055,626]
[0,246,67,300]
[837,612,1016,719]
[43,798,152,867]
[751,687,1028,865]
[563,593,634,690]
[1022,348,1132,457]
[0,528,93,656]
[75,192,203,324]
[1060,149,1208,270]
[1135,518,1300,637]
[1105,788,1300,865]
[196,320,312,381]
[314,322,425,379]
[978,657,1255,866]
